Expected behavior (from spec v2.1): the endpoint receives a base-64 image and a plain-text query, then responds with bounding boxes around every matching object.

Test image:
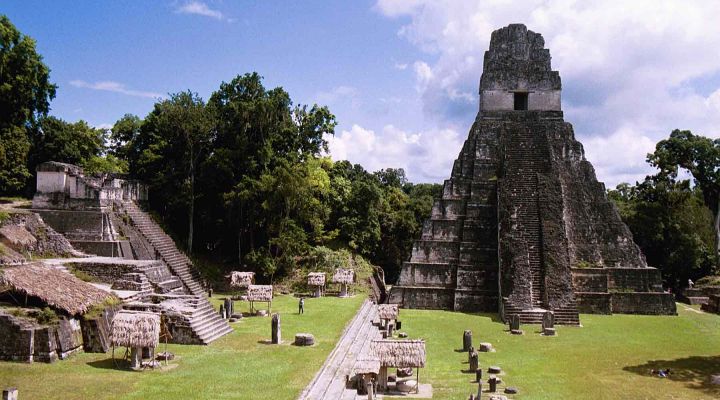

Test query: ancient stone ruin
[0,161,232,361]
[389,24,676,324]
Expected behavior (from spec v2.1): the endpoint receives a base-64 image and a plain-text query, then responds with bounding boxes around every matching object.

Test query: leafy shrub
[696,275,720,287]
[34,307,59,325]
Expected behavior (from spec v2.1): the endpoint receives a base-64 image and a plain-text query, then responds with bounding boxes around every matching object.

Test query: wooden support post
[130,347,142,370]
[378,367,388,392]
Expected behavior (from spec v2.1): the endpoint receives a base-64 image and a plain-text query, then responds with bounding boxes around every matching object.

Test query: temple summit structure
[388,24,676,324]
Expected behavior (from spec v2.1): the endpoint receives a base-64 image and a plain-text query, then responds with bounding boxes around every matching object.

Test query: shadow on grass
[456,311,505,324]
[623,355,720,395]
[87,358,132,371]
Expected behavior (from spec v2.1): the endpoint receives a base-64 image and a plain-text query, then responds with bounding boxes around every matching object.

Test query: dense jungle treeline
[1,15,717,289]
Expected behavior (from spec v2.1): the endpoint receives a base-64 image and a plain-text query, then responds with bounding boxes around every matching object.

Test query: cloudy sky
[4,0,720,188]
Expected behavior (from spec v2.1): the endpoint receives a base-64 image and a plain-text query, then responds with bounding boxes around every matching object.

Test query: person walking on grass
[299,297,305,314]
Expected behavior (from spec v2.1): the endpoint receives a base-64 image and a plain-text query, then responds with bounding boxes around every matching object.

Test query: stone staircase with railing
[116,200,232,344]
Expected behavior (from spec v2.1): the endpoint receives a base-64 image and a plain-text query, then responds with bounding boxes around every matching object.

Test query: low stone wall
[576,292,676,315]
[68,262,136,284]
[0,312,84,363]
[572,268,665,293]
[608,268,664,292]
[81,307,117,353]
[575,292,612,314]
[388,287,455,309]
[572,270,608,292]
[454,290,498,312]
[55,318,84,359]
[610,292,676,315]
[398,262,455,288]
[33,326,59,362]
[34,209,103,241]
[0,313,36,362]
[701,295,720,313]
[70,240,129,257]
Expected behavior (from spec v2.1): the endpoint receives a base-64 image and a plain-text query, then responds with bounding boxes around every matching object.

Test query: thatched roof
[228,271,255,288]
[354,357,380,375]
[332,268,355,284]
[371,339,426,368]
[111,310,160,348]
[378,304,399,320]
[307,272,326,286]
[247,285,273,302]
[0,225,37,249]
[0,263,115,315]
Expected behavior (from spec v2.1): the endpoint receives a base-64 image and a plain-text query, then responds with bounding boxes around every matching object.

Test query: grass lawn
[399,303,720,399]
[0,294,364,400]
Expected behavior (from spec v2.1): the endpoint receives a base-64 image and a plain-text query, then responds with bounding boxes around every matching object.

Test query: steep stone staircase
[125,294,233,344]
[500,120,580,325]
[119,200,204,295]
[117,200,232,343]
[504,123,547,309]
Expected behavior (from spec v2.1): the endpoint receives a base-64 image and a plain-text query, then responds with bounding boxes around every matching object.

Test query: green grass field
[0,294,364,400]
[1,298,718,399]
[399,304,720,399]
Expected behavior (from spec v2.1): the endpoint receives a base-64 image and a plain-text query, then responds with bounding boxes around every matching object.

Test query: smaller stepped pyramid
[389,24,676,324]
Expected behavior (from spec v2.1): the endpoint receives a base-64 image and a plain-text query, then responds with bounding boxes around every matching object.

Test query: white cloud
[176,1,225,20]
[325,124,463,183]
[70,80,165,99]
[374,0,720,186]
[316,86,361,110]
[94,123,113,130]
[394,62,408,70]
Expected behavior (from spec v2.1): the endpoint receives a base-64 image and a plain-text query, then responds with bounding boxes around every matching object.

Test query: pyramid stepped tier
[389,23,675,322]
[389,120,501,312]
[117,200,232,343]
[124,294,233,345]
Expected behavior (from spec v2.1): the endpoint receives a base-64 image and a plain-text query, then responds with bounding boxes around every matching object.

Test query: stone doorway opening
[514,92,528,110]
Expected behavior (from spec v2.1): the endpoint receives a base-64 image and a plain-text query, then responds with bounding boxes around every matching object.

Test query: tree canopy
[0,15,57,194]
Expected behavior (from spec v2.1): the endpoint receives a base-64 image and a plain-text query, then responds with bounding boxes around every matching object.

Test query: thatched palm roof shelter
[0,263,115,315]
[228,271,255,289]
[247,285,273,302]
[307,272,326,286]
[371,339,426,368]
[110,310,160,348]
[247,284,273,313]
[332,268,355,284]
[378,304,399,321]
[353,357,380,375]
[371,339,426,393]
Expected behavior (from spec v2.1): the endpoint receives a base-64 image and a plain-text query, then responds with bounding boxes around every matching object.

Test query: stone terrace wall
[0,312,37,362]
[0,312,84,362]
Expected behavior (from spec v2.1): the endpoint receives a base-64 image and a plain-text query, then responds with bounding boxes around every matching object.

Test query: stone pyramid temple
[388,24,676,324]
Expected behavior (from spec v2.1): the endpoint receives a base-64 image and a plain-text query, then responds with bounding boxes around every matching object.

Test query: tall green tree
[0,15,57,194]
[648,130,720,261]
[109,113,143,166]
[28,116,105,171]
[609,177,716,289]
[206,73,335,266]
[135,91,213,254]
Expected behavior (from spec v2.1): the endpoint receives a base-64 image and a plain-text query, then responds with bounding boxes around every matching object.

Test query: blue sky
[3,1,720,187]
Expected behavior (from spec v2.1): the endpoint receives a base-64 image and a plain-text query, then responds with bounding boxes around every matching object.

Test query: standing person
[688,278,694,288]
[299,297,305,314]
